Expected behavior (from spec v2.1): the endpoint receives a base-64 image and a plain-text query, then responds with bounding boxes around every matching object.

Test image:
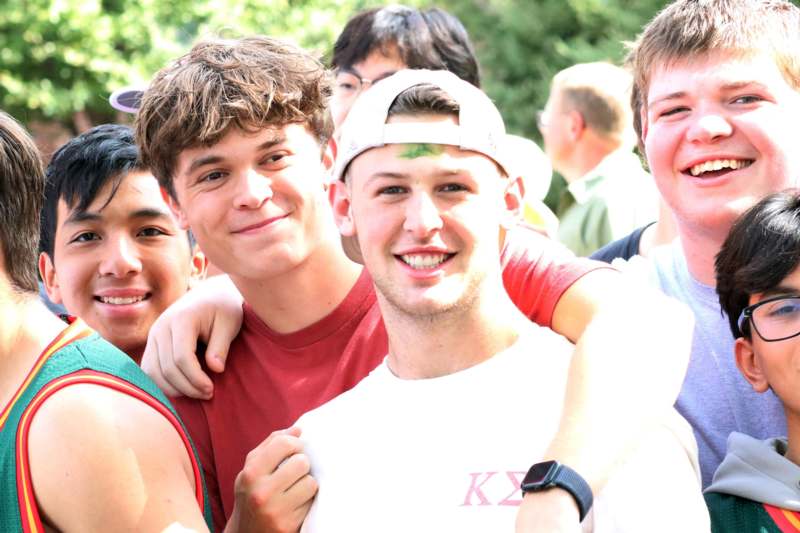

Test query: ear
[38,252,63,304]
[640,106,650,145]
[162,187,190,230]
[188,245,209,288]
[568,110,585,141]
[501,175,525,229]
[327,136,338,164]
[734,337,769,393]
[329,179,356,238]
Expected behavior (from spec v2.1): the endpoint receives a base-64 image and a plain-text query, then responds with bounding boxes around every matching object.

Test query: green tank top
[0,319,213,532]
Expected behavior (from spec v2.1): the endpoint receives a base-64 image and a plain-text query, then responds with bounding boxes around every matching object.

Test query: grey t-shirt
[645,242,786,487]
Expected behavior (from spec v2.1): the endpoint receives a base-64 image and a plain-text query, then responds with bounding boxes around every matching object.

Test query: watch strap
[550,463,593,521]
[521,461,593,522]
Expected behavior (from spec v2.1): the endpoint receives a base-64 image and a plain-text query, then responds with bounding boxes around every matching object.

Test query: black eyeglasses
[738,295,800,342]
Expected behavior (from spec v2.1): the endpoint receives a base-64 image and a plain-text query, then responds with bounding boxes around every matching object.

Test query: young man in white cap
[137,36,696,532]
[298,69,708,532]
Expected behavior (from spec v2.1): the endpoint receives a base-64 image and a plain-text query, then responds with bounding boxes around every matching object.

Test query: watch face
[522,460,559,486]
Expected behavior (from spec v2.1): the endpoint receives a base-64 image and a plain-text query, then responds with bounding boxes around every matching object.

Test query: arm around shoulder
[27,383,209,532]
[541,267,693,490]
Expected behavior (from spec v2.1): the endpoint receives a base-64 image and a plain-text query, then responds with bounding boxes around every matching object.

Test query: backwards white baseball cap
[332,69,512,182]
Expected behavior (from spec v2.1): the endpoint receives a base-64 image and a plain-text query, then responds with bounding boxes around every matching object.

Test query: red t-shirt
[172,226,608,529]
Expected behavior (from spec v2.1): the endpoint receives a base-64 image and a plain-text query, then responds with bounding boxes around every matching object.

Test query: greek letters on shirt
[461,471,526,507]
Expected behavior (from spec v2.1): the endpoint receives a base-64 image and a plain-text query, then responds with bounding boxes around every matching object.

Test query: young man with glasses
[708,190,800,531]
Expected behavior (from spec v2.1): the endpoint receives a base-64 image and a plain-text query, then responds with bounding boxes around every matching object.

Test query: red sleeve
[173,396,226,532]
[501,223,615,328]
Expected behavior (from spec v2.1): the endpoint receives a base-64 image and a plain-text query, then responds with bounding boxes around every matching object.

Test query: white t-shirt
[297,325,709,532]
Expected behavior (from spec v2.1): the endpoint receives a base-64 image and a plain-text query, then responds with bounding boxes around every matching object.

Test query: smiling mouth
[398,253,454,270]
[235,214,287,234]
[685,159,754,177]
[95,294,150,305]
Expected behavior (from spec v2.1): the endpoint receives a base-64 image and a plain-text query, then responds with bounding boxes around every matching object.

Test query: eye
[261,153,287,166]
[336,82,357,92]
[439,183,469,193]
[71,231,100,244]
[199,170,226,184]
[762,298,800,320]
[659,106,689,118]
[138,227,167,238]
[732,95,763,105]
[377,185,407,196]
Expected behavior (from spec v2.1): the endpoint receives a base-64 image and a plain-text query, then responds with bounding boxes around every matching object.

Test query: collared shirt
[556,149,659,256]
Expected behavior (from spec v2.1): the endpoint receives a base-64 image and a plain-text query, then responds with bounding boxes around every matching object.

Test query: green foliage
[438,0,669,140]
[0,0,412,127]
[3,0,799,136]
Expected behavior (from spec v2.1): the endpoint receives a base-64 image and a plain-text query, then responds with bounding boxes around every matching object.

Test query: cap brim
[109,87,145,114]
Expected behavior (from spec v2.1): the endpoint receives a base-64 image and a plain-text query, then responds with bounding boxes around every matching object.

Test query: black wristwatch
[520,460,593,522]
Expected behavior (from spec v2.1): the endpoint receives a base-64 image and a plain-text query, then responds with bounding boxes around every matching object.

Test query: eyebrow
[129,207,174,221]
[64,207,174,226]
[648,91,687,107]
[362,168,467,188]
[186,137,287,174]
[649,81,766,107]
[341,66,398,83]
[759,285,800,299]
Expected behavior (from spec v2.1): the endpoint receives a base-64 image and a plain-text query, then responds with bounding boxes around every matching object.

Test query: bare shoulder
[27,383,208,532]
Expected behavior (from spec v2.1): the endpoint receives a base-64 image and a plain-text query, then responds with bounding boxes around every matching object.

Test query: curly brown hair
[136,36,333,198]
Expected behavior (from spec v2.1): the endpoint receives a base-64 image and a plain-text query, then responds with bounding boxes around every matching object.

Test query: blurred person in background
[539,62,659,256]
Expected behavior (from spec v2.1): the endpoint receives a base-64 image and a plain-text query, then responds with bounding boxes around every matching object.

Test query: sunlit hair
[136,36,333,198]
[627,0,800,150]
[0,111,44,294]
[552,62,634,147]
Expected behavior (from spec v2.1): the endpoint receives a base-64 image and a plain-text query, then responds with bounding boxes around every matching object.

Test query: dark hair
[0,111,45,294]
[137,36,333,198]
[716,190,800,338]
[40,124,146,258]
[332,5,481,87]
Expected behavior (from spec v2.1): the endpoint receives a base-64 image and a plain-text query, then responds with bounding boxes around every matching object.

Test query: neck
[560,139,621,184]
[0,288,68,408]
[784,409,800,467]
[675,221,728,287]
[638,201,678,257]
[232,240,362,334]
[381,279,528,379]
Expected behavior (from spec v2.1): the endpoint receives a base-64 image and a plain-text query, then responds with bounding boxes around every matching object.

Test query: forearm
[544,286,692,492]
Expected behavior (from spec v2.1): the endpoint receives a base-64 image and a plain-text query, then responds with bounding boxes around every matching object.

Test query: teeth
[689,159,750,176]
[401,254,448,269]
[99,295,146,305]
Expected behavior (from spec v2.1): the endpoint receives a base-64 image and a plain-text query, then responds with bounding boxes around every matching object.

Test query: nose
[99,234,142,278]
[403,192,443,239]
[686,109,733,144]
[233,168,273,209]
